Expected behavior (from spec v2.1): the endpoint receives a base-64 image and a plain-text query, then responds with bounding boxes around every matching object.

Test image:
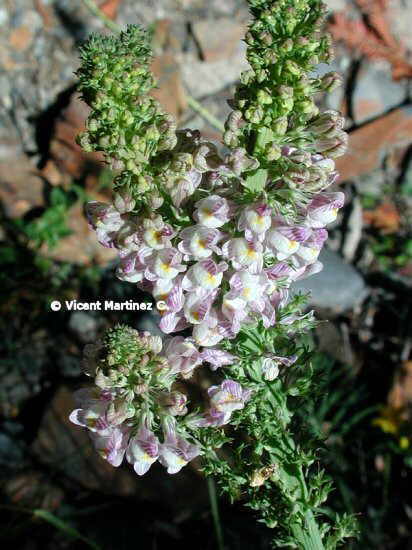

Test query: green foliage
[16,187,74,249]
[34,509,101,550]
[198,308,357,549]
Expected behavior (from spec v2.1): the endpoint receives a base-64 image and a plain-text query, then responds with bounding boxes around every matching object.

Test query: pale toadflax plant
[71,1,357,547]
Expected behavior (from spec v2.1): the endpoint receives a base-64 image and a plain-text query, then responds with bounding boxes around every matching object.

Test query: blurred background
[1,0,412,548]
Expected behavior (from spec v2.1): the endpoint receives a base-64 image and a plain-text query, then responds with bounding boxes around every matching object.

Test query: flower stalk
[70,1,357,547]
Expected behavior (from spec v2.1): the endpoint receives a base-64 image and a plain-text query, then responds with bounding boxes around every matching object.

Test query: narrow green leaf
[34,509,101,550]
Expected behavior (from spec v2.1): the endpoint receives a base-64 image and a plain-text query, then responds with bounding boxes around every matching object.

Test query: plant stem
[81,0,122,33]
[187,96,225,133]
[207,476,225,550]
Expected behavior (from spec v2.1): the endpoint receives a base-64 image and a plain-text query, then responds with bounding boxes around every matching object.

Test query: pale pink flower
[85,201,124,248]
[295,228,328,265]
[192,308,225,347]
[193,195,233,228]
[238,204,272,239]
[126,426,159,475]
[91,425,130,467]
[162,336,202,377]
[222,238,264,273]
[141,216,176,250]
[182,259,228,291]
[170,169,202,207]
[265,225,311,260]
[159,420,200,474]
[183,289,218,325]
[70,388,114,435]
[200,349,236,370]
[145,248,186,281]
[178,225,223,259]
[261,354,297,381]
[305,192,345,228]
[160,391,188,416]
[202,379,252,426]
[116,248,152,283]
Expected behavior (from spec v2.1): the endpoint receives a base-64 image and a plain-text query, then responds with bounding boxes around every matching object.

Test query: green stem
[291,510,325,550]
[207,476,225,550]
[81,0,122,33]
[187,96,225,133]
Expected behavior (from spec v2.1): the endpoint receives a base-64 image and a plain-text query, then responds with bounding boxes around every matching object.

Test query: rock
[352,60,407,124]
[32,386,141,496]
[32,386,206,507]
[4,471,64,510]
[48,93,103,180]
[293,248,368,312]
[0,333,48,417]
[192,18,245,62]
[336,106,412,181]
[0,1,77,151]
[150,21,188,119]
[181,41,248,98]
[69,312,99,343]
[342,196,363,262]
[0,432,25,469]
[39,202,117,265]
[0,150,44,218]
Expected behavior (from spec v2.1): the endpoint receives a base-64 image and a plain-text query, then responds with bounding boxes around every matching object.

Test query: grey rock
[0,432,24,468]
[353,60,408,124]
[292,248,368,312]
[181,40,248,98]
[135,310,164,337]
[68,311,99,343]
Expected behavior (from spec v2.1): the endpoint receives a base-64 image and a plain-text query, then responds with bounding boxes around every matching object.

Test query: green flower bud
[87,118,99,132]
[256,68,269,83]
[266,143,282,161]
[280,39,293,52]
[285,60,301,77]
[223,130,240,148]
[245,105,264,124]
[257,89,273,105]
[297,99,315,114]
[280,97,294,113]
[277,85,293,99]
[77,132,94,152]
[273,116,288,135]
[240,70,255,85]
[320,71,343,92]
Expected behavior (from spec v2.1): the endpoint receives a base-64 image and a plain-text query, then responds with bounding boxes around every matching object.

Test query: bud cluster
[224,0,348,197]
[76,26,177,204]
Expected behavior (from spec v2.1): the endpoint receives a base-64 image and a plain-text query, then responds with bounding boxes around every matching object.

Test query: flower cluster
[70,325,250,474]
[86,144,344,347]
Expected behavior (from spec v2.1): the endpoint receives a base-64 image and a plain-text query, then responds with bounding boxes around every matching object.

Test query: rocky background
[1,1,412,549]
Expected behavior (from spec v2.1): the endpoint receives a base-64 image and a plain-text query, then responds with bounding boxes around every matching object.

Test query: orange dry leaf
[363,201,401,233]
[329,0,412,80]
[99,0,121,20]
[388,361,412,412]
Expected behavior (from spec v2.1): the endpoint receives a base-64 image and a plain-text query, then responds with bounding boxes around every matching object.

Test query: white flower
[178,225,222,259]
[193,195,232,228]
